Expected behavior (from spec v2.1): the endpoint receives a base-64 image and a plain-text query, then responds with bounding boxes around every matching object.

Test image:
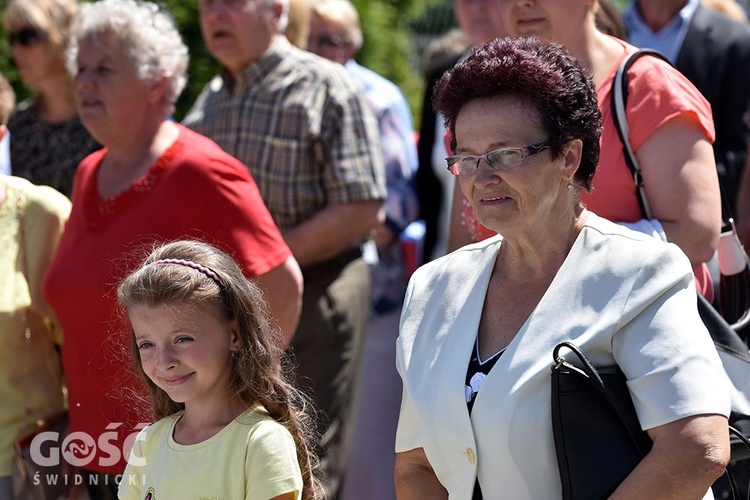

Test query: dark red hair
[433,36,602,190]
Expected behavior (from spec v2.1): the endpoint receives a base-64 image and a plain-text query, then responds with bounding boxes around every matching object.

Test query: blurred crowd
[3,0,750,499]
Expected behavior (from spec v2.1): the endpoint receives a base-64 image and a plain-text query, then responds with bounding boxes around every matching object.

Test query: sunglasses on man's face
[9,27,45,48]
[308,34,349,50]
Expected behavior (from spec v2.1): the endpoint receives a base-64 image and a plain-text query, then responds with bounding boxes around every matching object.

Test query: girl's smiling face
[129,301,240,410]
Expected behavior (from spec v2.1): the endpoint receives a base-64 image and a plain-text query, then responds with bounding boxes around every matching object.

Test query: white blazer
[395,213,731,499]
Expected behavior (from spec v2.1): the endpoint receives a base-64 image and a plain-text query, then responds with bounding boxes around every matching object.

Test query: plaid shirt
[343,61,419,315]
[183,37,386,230]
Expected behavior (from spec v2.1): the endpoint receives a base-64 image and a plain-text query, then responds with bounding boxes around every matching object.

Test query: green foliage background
[0,0,635,124]
[0,0,439,123]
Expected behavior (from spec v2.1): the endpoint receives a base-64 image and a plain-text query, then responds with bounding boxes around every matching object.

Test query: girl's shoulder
[143,407,292,449]
[235,405,283,429]
[234,406,295,441]
[236,404,269,422]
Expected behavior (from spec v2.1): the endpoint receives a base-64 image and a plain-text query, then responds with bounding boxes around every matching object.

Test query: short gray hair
[310,0,362,51]
[266,0,290,33]
[66,0,188,109]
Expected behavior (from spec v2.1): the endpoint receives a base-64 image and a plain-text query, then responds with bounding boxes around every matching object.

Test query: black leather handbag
[551,341,750,500]
[550,342,652,500]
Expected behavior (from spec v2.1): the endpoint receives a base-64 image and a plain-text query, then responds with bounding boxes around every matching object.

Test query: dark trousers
[290,255,370,499]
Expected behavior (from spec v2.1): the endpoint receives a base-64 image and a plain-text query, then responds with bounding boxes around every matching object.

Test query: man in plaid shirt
[184,0,386,497]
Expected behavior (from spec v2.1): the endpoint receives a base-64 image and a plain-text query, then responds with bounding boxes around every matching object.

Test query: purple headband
[151,258,226,288]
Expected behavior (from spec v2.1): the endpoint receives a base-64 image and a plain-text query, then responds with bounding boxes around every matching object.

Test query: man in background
[624,0,750,215]
[307,2,419,498]
[183,0,386,497]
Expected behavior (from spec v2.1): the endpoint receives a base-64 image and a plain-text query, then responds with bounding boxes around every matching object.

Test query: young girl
[117,240,319,500]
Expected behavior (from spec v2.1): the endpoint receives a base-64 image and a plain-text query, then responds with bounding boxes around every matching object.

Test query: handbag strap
[552,341,651,457]
[611,48,672,221]
[611,48,738,227]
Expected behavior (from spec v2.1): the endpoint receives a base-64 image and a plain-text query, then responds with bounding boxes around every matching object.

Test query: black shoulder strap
[610,49,672,221]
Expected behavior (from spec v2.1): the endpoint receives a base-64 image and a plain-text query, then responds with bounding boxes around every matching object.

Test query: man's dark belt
[300,246,362,284]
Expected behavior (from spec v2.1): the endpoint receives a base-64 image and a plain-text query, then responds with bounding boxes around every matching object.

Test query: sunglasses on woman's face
[9,27,45,48]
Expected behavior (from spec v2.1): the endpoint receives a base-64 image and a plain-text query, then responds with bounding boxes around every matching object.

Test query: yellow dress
[0,176,70,477]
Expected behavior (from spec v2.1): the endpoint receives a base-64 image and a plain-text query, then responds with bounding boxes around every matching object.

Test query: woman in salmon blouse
[445,0,720,301]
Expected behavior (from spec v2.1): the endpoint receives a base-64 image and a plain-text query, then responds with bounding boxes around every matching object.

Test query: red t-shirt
[43,125,291,474]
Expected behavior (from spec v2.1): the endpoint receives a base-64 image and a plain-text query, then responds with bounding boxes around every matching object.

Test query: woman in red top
[43,0,302,495]
[445,0,719,299]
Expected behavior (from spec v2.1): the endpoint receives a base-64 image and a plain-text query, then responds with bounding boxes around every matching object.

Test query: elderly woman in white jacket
[394,37,731,500]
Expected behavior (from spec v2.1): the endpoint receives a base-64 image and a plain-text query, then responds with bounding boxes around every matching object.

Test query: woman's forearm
[394,470,448,500]
[610,450,725,499]
[609,415,729,500]
[394,449,448,500]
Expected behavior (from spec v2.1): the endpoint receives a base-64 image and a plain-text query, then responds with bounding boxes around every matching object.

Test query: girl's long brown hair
[118,239,320,500]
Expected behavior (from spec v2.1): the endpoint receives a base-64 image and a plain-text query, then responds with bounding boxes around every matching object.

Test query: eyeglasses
[9,27,45,48]
[308,34,348,49]
[446,140,559,176]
